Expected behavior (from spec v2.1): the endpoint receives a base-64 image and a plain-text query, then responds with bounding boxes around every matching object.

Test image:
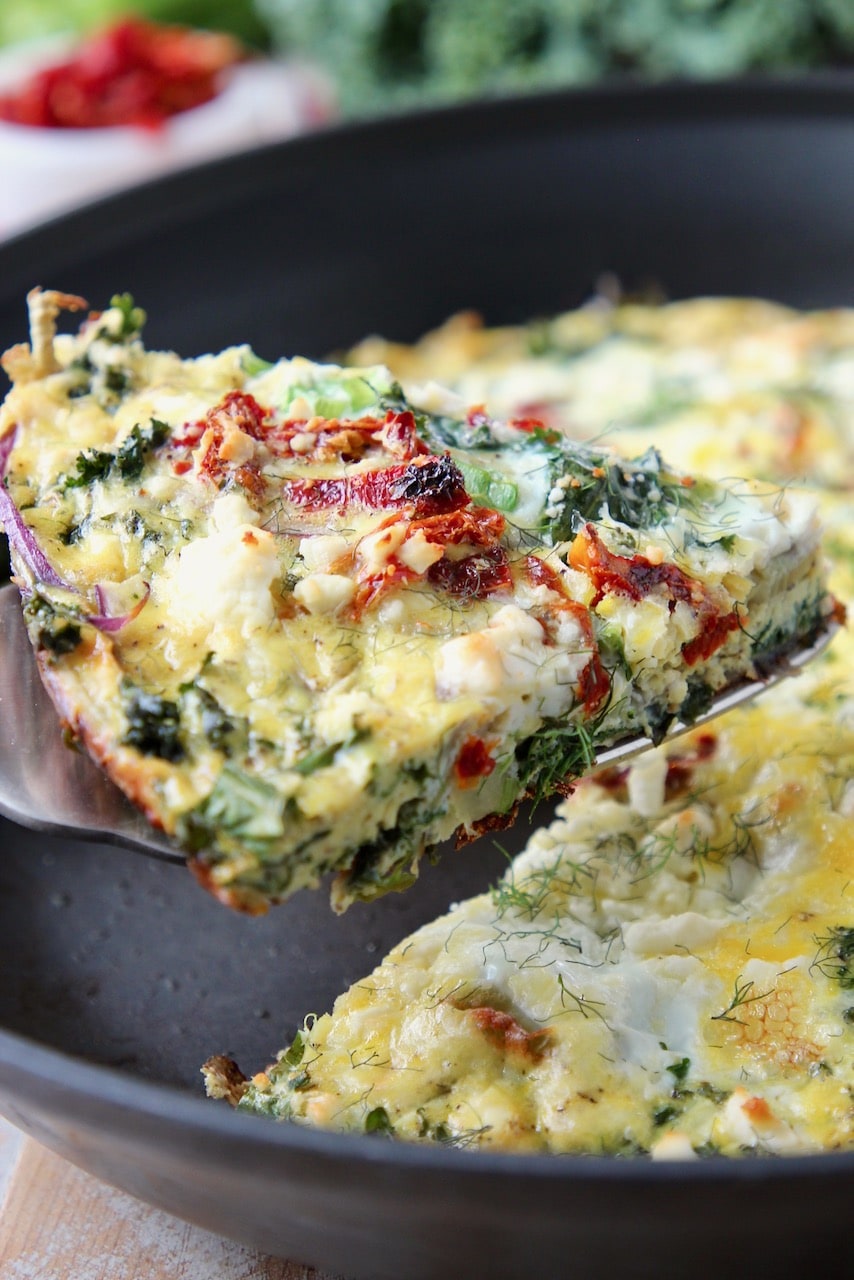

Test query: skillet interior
[0,78,852,1279]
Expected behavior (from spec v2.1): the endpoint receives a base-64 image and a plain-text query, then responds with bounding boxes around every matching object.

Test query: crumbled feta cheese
[294,573,356,615]
[358,522,407,573]
[627,750,669,818]
[213,490,260,532]
[290,431,317,454]
[434,603,586,720]
[398,530,444,575]
[159,523,278,637]
[650,1132,698,1161]
[299,533,351,573]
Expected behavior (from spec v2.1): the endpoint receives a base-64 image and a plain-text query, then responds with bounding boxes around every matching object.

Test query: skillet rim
[2,70,854,299]
[1,1023,853,1183]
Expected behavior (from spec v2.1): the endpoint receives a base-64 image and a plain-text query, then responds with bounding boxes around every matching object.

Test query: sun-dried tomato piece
[570,524,741,669]
[454,736,497,787]
[569,523,704,610]
[428,545,512,599]
[283,455,469,516]
[467,1007,553,1061]
[411,504,506,548]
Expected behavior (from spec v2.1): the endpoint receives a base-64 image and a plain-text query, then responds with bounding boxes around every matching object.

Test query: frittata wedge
[0,289,836,912]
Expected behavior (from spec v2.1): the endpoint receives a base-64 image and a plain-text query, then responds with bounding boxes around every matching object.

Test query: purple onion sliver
[0,483,72,590]
[1,424,73,590]
[0,428,16,476]
[88,581,151,632]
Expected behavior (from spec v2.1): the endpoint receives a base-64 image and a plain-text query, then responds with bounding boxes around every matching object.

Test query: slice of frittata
[0,289,836,912]
[205,682,854,1156]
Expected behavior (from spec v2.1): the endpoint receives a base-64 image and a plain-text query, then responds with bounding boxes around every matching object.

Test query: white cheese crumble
[159,524,278,642]
[434,603,587,721]
[299,533,351,573]
[294,573,355,615]
[398,529,444,574]
[626,751,669,818]
[212,491,261,532]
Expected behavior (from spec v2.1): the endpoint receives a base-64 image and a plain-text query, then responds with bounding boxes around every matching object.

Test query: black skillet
[0,78,852,1280]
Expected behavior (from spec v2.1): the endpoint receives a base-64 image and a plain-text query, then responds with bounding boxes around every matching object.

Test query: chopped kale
[177,681,244,755]
[280,1029,307,1069]
[545,446,694,541]
[122,683,185,762]
[293,740,345,776]
[66,353,96,399]
[679,679,714,725]
[178,764,286,851]
[63,446,114,490]
[694,1082,730,1105]
[396,394,697,536]
[342,795,448,902]
[63,419,170,490]
[124,509,160,548]
[666,1057,691,1084]
[115,420,171,481]
[644,702,676,746]
[515,718,598,807]
[104,366,129,395]
[24,595,82,656]
[751,593,825,671]
[364,1106,394,1135]
[59,515,91,546]
[292,729,369,776]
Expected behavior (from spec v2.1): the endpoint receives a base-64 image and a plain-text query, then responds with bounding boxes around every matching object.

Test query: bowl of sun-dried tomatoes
[0,16,334,238]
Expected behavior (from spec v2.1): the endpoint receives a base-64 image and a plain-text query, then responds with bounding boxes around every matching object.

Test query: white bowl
[0,36,335,238]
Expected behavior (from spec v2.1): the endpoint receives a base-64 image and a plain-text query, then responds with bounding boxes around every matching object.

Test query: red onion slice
[0,427,71,590]
[1,427,149,632]
[90,581,151,632]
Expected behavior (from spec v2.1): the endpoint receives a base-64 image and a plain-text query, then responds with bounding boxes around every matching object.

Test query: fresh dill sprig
[810,926,854,989]
[711,974,774,1024]
[556,973,610,1024]
[490,851,595,920]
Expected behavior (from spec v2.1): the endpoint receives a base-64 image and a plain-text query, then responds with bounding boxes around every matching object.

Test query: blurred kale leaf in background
[3,1,853,114]
[257,0,854,112]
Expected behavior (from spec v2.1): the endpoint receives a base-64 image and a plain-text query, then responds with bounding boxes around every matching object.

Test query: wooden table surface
[0,1119,341,1280]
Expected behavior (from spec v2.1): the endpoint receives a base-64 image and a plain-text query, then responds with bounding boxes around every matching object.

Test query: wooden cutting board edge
[0,1125,338,1280]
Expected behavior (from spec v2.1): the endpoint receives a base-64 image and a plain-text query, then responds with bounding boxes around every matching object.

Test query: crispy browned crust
[200,1055,249,1106]
[33,641,171,834]
[37,640,287,916]
[454,802,521,848]
[188,858,272,916]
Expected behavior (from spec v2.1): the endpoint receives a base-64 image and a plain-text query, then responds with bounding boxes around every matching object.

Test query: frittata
[0,290,833,914]
[206,294,853,1156]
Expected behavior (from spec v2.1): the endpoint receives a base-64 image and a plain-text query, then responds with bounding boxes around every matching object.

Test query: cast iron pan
[0,79,852,1280]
